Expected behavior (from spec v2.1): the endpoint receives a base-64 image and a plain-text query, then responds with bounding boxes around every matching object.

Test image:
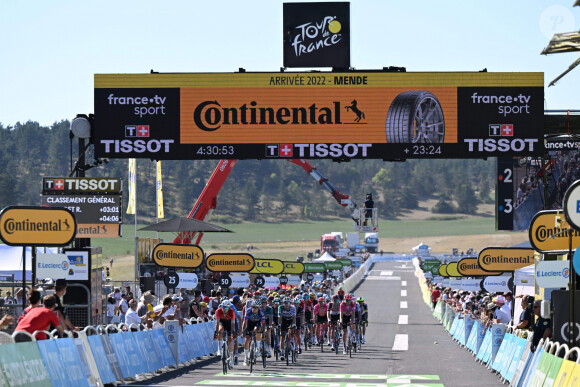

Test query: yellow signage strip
[446,262,462,277]
[95,72,543,89]
[206,253,255,272]
[529,210,580,253]
[0,206,76,246]
[457,258,501,276]
[438,264,449,277]
[249,258,284,275]
[478,247,535,272]
[282,261,305,275]
[152,243,204,268]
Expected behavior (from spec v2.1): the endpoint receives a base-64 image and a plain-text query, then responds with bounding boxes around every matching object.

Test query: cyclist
[214,299,235,368]
[293,297,304,354]
[337,288,345,302]
[357,297,368,344]
[278,296,296,361]
[313,296,328,346]
[241,299,266,366]
[327,294,341,347]
[304,293,314,346]
[232,295,243,365]
[340,293,356,354]
[260,295,273,358]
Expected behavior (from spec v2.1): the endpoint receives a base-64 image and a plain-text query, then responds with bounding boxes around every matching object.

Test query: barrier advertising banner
[152,243,204,268]
[535,260,570,289]
[483,275,512,293]
[205,253,255,272]
[478,247,534,272]
[94,72,543,160]
[250,259,284,275]
[457,257,501,276]
[491,324,507,363]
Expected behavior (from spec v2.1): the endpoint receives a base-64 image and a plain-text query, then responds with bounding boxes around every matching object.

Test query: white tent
[412,242,432,257]
[313,252,336,262]
[0,245,57,281]
[514,264,535,286]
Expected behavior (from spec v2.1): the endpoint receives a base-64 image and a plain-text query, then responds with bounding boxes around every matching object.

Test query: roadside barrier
[414,259,580,386]
[0,319,218,386]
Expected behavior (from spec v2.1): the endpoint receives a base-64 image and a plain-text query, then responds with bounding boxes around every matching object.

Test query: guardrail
[414,258,580,385]
[0,318,218,386]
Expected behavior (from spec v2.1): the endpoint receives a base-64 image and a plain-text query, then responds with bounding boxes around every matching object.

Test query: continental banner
[304,263,326,273]
[282,261,304,274]
[529,210,580,253]
[205,253,255,272]
[94,72,543,160]
[249,259,284,275]
[0,206,76,246]
[478,247,534,272]
[152,243,204,268]
[457,258,501,276]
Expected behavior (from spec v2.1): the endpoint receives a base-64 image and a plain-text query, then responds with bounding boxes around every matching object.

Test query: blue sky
[0,0,578,126]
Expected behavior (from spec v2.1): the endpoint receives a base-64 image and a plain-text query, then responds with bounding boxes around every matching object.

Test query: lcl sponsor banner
[177,273,199,289]
[205,253,255,272]
[536,260,570,289]
[483,275,512,293]
[249,259,284,275]
[152,243,204,268]
[478,247,534,272]
[529,210,580,253]
[283,262,305,274]
[457,258,501,276]
[0,206,76,246]
[94,73,543,160]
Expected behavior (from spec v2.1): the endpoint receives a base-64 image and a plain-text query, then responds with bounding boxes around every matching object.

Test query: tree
[455,184,478,214]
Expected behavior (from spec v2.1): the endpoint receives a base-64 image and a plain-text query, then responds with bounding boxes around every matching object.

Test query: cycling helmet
[317,293,323,298]
[309,293,315,299]
[303,294,309,300]
[268,296,274,301]
[337,289,345,296]
[221,296,229,303]
[274,297,281,304]
[324,294,331,302]
[293,297,301,304]
[222,300,232,308]
[255,291,261,296]
[357,297,364,303]
[261,295,268,301]
[283,296,292,304]
[232,295,240,304]
[318,297,325,302]
[253,299,262,308]
[345,294,353,300]
[246,299,254,307]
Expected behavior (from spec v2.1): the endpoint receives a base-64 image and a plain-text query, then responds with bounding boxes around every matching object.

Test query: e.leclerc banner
[529,210,580,253]
[477,247,534,272]
[205,253,255,272]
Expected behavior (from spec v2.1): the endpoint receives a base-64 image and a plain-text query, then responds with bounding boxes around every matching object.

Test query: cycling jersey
[358,302,368,321]
[313,303,328,316]
[328,301,341,315]
[340,300,356,316]
[244,308,266,323]
[215,307,235,320]
[278,305,296,320]
[262,305,273,322]
[295,305,303,327]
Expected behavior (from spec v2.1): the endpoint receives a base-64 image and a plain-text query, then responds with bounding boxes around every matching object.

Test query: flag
[127,158,136,215]
[156,160,164,219]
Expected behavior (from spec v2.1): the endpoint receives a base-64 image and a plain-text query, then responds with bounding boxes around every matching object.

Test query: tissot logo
[266,143,372,158]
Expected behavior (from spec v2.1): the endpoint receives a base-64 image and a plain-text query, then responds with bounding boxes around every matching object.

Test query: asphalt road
[124,260,504,387]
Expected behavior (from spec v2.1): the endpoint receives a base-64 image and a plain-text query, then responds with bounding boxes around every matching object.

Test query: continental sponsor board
[249,259,284,275]
[76,223,121,238]
[438,264,448,277]
[529,210,580,253]
[94,72,543,160]
[282,261,305,274]
[0,206,76,246]
[446,262,462,277]
[303,263,326,273]
[478,247,534,272]
[457,258,501,276]
[152,243,204,268]
[205,253,255,272]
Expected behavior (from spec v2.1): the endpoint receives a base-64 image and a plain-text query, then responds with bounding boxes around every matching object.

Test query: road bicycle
[248,330,257,373]
[331,322,340,355]
[221,338,231,374]
[260,327,267,369]
[271,326,280,361]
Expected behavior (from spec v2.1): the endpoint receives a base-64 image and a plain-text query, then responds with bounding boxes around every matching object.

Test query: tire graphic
[385,90,445,143]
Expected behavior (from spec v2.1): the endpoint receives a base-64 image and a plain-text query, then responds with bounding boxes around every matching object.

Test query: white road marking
[380,271,394,276]
[400,301,408,309]
[364,276,401,281]
[402,281,407,286]
[398,315,408,324]
[401,290,407,297]
[392,334,409,351]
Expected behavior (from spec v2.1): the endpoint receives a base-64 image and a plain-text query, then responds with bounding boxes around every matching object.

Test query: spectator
[531,300,551,352]
[493,296,511,324]
[118,294,129,323]
[54,279,76,331]
[4,291,13,305]
[515,296,534,330]
[14,288,26,316]
[431,286,441,309]
[107,296,119,324]
[0,315,14,330]
[125,298,152,327]
[189,290,203,321]
[15,295,64,340]
[125,286,134,300]
[17,289,42,324]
